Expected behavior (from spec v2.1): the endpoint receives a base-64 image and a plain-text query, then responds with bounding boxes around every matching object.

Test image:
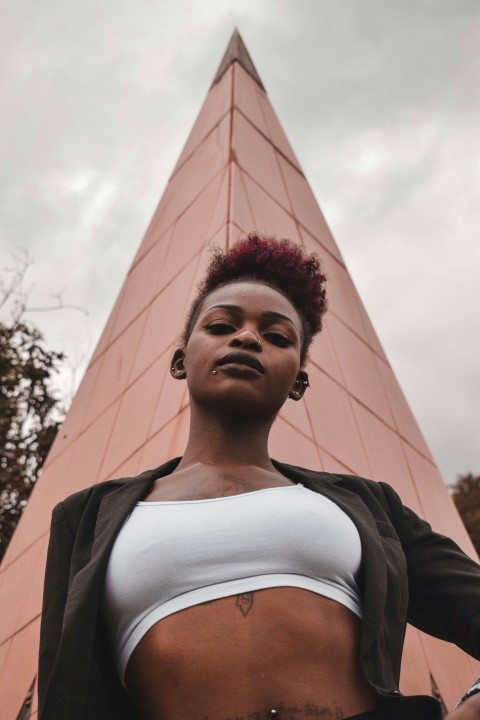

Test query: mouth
[216,351,265,374]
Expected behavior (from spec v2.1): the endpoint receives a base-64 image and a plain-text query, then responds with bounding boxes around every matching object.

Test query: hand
[445,692,480,719]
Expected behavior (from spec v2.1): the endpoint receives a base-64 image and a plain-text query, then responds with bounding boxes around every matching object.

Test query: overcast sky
[1,0,479,486]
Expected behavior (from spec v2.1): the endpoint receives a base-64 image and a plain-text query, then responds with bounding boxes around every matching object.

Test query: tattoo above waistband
[236,592,255,617]
[199,592,256,617]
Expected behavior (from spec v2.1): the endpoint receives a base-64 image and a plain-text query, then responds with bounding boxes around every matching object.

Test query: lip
[216,351,265,374]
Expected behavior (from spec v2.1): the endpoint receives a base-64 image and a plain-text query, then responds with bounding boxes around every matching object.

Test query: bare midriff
[124,587,379,720]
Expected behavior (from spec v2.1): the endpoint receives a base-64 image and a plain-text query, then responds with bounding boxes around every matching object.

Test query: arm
[38,501,75,712]
[380,482,480,659]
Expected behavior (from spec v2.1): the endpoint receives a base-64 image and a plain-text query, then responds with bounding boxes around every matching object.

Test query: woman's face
[172,281,308,421]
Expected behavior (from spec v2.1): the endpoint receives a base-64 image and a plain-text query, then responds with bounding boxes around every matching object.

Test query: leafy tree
[0,252,71,562]
[451,473,480,556]
[0,318,64,561]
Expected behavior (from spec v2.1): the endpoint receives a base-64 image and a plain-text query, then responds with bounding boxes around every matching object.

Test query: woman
[39,234,480,720]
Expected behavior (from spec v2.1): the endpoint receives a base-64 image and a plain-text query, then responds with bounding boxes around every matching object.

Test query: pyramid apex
[211,28,265,91]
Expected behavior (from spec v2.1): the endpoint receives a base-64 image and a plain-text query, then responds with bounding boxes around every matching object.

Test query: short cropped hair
[181,233,327,364]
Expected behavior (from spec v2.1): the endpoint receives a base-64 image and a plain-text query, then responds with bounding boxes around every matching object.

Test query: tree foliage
[0,319,64,561]
[451,473,480,556]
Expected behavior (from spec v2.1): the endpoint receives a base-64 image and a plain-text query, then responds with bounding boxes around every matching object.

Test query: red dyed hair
[182,234,327,363]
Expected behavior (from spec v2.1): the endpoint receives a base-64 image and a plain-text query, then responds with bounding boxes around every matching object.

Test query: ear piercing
[172,367,182,375]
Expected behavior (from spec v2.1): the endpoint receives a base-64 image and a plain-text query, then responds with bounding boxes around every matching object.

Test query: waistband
[346,696,443,720]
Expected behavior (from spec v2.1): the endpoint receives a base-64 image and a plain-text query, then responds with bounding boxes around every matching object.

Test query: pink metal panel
[68,400,122,486]
[233,110,291,211]
[377,359,433,460]
[307,318,345,384]
[0,538,43,645]
[255,86,302,171]
[304,364,371,477]
[99,355,171,480]
[128,253,201,380]
[229,164,256,234]
[82,313,148,429]
[15,535,49,632]
[140,407,190,470]
[399,626,432,696]
[136,113,230,261]
[228,221,248,247]
[0,636,11,686]
[242,171,300,241]
[89,282,127,365]
[130,224,174,278]
[44,358,102,465]
[183,234,229,309]
[318,253,369,338]
[2,401,124,558]
[105,448,143,482]
[0,618,39,720]
[233,63,270,137]
[109,239,170,340]
[160,168,228,282]
[300,228,389,361]
[269,418,323,469]
[328,315,394,425]
[280,167,343,262]
[317,450,356,475]
[147,354,189,438]
[278,392,316,441]
[354,292,389,362]
[172,65,233,175]
[1,445,75,566]
[352,400,422,512]
[31,678,38,716]
[420,633,477,711]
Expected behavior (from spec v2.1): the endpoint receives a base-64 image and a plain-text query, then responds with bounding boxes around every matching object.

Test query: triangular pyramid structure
[1,30,478,718]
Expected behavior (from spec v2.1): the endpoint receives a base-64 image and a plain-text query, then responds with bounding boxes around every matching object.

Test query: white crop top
[102,483,363,684]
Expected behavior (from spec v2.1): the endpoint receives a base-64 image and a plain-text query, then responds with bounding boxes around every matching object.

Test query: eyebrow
[208,304,297,327]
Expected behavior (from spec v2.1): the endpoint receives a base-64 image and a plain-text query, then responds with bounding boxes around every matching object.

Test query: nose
[230,328,262,351]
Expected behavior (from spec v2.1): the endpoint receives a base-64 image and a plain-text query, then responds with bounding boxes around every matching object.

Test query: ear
[288,370,309,401]
[170,348,186,380]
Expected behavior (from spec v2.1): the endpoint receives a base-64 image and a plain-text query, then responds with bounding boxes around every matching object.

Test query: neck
[176,402,275,472]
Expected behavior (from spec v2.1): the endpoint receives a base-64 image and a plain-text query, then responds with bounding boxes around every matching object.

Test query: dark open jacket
[38,459,480,719]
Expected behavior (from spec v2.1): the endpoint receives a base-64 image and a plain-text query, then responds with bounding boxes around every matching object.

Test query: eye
[205,322,235,334]
[264,332,293,347]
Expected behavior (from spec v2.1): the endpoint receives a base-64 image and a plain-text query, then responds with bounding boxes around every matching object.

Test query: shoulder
[57,458,181,517]
[272,460,409,531]
[273,459,389,499]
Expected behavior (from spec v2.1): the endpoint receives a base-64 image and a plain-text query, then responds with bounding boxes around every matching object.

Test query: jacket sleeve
[379,481,480,660]
[37,501,75,713]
